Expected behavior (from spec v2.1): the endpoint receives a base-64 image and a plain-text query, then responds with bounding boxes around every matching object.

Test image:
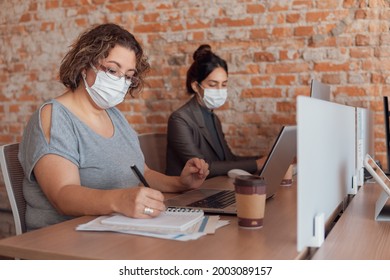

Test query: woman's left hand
[179,158,209,189]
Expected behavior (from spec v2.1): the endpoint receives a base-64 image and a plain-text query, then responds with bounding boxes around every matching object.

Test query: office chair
[384,96,390,174]
[0,143,27,235]
[138,133,167,174]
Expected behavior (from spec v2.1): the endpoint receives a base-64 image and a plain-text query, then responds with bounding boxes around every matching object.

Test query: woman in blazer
[166,44,265,178]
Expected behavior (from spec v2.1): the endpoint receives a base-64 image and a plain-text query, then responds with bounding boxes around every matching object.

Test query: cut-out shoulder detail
[40,103,53,143]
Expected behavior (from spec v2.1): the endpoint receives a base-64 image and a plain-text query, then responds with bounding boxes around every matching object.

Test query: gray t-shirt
[18,99,145,230]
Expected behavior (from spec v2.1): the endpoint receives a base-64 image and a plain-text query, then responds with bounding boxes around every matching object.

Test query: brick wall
[0,0,389,237]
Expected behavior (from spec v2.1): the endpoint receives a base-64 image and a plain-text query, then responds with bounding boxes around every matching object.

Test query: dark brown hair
[186,44,228,95]
[59,23,150,96]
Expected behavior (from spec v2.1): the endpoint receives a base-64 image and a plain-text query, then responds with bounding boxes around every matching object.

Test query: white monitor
[355,107,375,188]
[297,96,356,252]
[310,80,331,101]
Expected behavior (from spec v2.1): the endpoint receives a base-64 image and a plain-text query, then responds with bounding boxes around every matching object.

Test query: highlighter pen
[130,164,150,188]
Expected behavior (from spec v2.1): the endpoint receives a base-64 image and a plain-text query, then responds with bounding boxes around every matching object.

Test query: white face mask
[201,88,228,110]
[83,66,130,109]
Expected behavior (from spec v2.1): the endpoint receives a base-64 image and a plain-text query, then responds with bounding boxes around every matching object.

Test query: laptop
[164,126,297,214]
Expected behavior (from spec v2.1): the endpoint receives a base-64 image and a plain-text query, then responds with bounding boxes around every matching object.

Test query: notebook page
[101,208,204,232]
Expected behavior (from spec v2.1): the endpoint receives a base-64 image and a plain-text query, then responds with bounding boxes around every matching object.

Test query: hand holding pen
[130,164,166,216]
[130,164,150,187]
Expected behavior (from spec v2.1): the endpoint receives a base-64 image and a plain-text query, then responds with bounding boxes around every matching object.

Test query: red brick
[254,52,275,62]
[322,74,341,84]
[343,0,355,8]
[19,13,31,22]
[62,0,79,7]
[250,28,268,39]
[272,113,296,125]
[246,64,261,74]
[275,75,296,85]
[334,86,366,96]
[106,3,135,12]
[362,58,390,71]
[40,22,55,31]
[272,27,293,37]
[292,86,311,97]
[134,23,167,33]
[266,63,310,74]
[355,9,367,19]
[277,101,296,112]
[0,135,14,143]
[0,74,9,83]
[279,50,299,60]
[356,34,370,46]
[241,88,283,98]
[247,4,266,13]
[75,18,88,27]
[371,73,384,84]
[313,62,350,72]
[45,0,59,9]
[251,76,272,86]
[286,13,300,23]
[316,1,339,9]
[191,31,204,41]
[306,11,331,22]
[146,114,168,124]
[350,47,373,58]
[156,3,173,9]
[144,13,160,22]
[243,113,262,124]
[13,64,25,72]
[294,26,314,36]
[215,17,254,28]
[269,3,289,12]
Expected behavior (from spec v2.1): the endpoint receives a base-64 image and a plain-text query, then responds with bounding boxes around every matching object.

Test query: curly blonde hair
[59,23,150,97]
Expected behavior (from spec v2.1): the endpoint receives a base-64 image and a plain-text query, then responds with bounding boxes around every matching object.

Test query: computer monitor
[356,107,375,186]
[310,79,331,101]
[383,96,390,173]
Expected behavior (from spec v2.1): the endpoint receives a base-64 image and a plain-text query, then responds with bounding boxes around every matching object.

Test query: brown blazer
[166,97,258,178]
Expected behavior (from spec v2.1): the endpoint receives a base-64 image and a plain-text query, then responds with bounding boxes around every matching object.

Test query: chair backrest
[138,133,167,174]
[0,143,26,235]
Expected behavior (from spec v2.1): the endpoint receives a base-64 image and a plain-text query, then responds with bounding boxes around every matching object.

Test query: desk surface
[0,176,303,260]
[312,183,390,259]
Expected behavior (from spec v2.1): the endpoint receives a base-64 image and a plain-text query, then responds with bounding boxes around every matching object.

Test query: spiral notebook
[100,207,204,233]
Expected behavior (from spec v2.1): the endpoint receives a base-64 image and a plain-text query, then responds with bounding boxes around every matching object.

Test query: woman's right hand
[114,187,166,218]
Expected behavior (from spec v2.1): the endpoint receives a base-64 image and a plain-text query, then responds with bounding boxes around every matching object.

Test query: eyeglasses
[90,63,140,88]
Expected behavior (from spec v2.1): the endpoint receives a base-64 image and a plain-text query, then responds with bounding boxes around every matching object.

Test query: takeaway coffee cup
[234,175,266,229]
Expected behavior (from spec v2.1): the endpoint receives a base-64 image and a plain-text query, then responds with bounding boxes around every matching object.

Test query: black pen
[130,164,150,188]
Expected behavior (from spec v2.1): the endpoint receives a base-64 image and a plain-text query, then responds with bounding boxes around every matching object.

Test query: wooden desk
[312,183,390,259]
[0,176,304,260]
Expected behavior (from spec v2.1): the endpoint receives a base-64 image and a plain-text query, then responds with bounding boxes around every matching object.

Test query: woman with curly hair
[19,23,209,230]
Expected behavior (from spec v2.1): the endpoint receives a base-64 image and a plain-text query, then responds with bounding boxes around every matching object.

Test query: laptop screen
[259,126,297,199]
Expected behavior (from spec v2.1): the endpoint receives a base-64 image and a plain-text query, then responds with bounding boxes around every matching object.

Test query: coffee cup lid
[234,175,265,186]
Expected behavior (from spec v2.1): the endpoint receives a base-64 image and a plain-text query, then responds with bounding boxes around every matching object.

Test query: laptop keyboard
[188,190,235,209]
